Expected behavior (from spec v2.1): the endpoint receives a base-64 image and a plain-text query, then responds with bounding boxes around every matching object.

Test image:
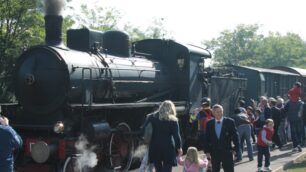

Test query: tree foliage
[204,24,262,66]
[67,4,121,31]
[70,4,171,42]
[0,0,44,101]
[255,32,306,67]
[204,24,306,68]
[124,18,171,42]
[123,22,146,42]
[0,0,73,102]
[145,18,171,39]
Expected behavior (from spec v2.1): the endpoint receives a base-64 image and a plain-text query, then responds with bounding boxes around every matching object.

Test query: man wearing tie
[204,104,240,172]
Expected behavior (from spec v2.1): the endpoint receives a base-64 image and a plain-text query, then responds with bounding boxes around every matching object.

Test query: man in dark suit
[204,104,240,172]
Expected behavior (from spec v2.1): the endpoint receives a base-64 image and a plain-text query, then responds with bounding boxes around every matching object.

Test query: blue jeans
[289,120,303,147]
[257,145,270,167]
[278,121,287,145]
[238,124,253,160]
[140,148,154,172]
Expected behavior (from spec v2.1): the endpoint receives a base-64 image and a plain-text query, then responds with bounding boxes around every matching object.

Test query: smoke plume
[133,144,148,159]
[75,134,98,171]
[44,0,66,15]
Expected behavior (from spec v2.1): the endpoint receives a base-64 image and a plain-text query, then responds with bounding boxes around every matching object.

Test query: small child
[196,103,214,151]
[177,147,208,172]
[257,119,274,172]
[196,102,213,133]
[288,82,302,102]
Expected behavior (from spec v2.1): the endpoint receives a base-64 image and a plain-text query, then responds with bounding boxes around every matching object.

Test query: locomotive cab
[133,39,212,111]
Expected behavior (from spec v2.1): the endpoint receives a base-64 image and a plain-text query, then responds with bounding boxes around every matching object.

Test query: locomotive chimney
[45,15,63,45]
[44,0,65,46]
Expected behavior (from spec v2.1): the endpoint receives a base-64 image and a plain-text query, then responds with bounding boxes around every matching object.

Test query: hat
[201,97,211,105]
[239,107,247,113]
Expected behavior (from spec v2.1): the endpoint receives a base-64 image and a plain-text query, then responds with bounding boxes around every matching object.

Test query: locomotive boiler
[1,6,212,171]
[15,16,172,119]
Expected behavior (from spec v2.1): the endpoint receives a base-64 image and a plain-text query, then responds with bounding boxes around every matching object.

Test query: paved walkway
[130,143,306,172]
[235,144,305,172]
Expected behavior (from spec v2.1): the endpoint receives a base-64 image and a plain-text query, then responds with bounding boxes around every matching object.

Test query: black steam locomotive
[1,14,212,172]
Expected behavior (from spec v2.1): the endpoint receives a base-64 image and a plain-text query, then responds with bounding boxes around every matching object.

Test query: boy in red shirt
[196,100,214,152]
[197,102,213,133]
[257,119,274,172]
[288,82,302,102]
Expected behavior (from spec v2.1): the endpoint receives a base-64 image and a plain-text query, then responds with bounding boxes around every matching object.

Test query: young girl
[177,147,208,172]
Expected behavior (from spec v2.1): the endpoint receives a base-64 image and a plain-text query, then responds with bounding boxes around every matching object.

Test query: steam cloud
[133,144,148,159]
[75,134,98,171]
[44,0,66,15]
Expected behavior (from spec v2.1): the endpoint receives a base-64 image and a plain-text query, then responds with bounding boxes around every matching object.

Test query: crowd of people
[140,82,306,172]
[1,82,306,172]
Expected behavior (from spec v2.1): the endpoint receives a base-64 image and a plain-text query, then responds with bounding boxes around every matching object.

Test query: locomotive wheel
[109,123,134,172]
[63,156,82,172]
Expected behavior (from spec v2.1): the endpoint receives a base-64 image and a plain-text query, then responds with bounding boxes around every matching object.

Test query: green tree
[0,0,74,102]
[145,17,171,39]
[204,24,263,66]
[124,18,172,42]
[255,32,306,68]
[70,4,121,31]
[204,24,306,68]
[123,23,146,42]
[0,0,45,101]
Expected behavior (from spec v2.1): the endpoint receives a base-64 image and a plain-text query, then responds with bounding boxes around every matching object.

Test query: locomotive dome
[102,30,131,57]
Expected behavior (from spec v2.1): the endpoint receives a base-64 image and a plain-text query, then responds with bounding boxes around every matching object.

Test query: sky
[69,0,306,45]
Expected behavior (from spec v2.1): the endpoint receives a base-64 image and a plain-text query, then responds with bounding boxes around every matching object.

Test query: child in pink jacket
[177,147,208,172]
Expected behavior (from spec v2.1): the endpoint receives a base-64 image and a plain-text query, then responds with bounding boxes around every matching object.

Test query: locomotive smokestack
[44,15,63,45]
[44,0,65,45]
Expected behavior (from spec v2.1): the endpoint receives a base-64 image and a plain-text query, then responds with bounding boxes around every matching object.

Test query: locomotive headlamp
[53,121,65,134]
[31,141,50,163]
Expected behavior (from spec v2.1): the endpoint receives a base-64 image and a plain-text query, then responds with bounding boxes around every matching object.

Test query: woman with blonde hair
[158,100,177,121]
[149,100,182,172]
[177,147,208,172]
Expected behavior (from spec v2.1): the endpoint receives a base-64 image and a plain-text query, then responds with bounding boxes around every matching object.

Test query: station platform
[130,143,306,172]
